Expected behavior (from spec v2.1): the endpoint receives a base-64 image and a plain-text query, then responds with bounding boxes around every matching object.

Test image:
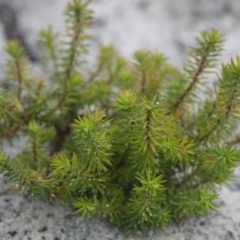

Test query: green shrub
[0,0,240,231]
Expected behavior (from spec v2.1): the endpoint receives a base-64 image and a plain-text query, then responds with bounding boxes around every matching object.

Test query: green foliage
[0,0,240,232]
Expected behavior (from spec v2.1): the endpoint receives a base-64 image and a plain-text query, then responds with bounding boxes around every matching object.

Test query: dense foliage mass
[0,0,240,231]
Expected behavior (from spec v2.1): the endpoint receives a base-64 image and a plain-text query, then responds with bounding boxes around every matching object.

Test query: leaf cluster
[0,0,240,232]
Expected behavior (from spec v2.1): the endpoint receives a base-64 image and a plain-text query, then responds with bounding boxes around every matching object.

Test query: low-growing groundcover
[0,0,240,232]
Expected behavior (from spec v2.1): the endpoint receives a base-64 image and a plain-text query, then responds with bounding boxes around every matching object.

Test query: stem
[64,7,82,83]
[173,41,212,111]
[145,109,151,151]
[0,123,22,138]
[191,179,211,189]
[84,61,104,87]
[140,70,146,95]
[225,137,240,146]
[175,167,199,188]
[49,40,59,80]
[173,55,206,110]
[15,60,23,101]
[198,80,237,143]
[32,136,37,162]
[46,7,83,118]
[46,90,69,118]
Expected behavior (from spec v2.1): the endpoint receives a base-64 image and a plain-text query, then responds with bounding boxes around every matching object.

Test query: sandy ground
[0,0,240,239]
